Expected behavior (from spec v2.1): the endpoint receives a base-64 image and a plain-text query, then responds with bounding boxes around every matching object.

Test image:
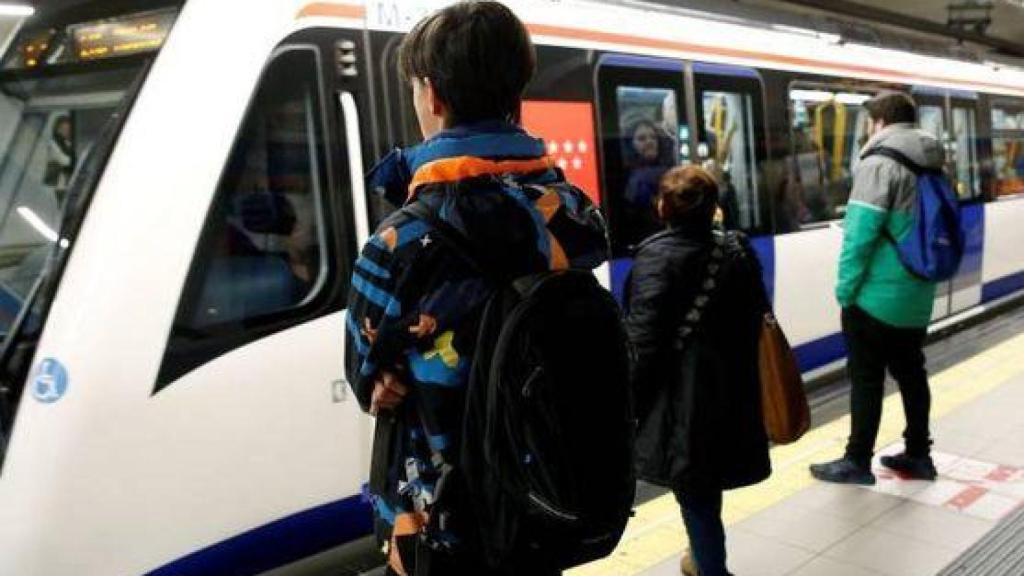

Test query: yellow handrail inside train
[813,97,848,183]
[710,95,737,167]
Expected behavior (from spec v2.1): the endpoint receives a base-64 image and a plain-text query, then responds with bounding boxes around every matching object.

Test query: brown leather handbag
[758,311,810,444]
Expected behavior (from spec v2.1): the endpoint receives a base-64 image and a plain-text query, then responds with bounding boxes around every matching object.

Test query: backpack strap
[863,146,927,176]
[673,229,728,350]
[860,146,937,246]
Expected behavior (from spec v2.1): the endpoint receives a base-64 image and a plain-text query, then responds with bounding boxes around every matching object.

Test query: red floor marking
[985,465,1020,483]
[945,485,989,511]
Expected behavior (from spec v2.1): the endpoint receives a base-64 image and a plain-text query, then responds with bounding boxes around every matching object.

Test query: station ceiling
[765,0,1024,50]
[7,1,1024,61]
[709,0,1024,58]
[844,0,1024,44]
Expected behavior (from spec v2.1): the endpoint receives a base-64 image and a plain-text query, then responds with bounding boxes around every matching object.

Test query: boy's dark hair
[398,1,536,125]
[864,91,917,126]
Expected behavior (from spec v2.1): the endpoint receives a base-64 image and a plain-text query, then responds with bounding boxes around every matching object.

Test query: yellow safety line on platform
[569,331,1024,576]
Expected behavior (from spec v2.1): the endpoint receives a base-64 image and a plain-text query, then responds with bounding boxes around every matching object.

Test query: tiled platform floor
[572,325,1024,576]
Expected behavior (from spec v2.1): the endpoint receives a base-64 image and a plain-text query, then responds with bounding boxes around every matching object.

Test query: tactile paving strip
[938,505,1024,576]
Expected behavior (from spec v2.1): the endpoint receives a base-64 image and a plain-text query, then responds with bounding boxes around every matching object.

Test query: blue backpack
[864,146,965,282]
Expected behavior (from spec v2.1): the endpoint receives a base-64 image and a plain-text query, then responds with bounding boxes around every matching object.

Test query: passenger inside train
[621,116,677,243]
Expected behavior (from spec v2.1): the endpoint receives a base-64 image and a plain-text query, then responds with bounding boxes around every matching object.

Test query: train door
[692,63,770,235]
[948,95,984,315]
[595,55,688,299]
[916,93,953,320]
[149,31,372,561]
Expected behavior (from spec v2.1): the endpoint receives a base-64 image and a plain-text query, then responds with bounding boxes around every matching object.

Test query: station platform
[571,305,1024,576]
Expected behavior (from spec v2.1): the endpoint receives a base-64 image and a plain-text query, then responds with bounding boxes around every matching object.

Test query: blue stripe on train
[982,270,1024,303]
[794,332,847,374]
[953,203,985,292]
[609,234,776,306]
[749,235,775,304]
[145,495,373,576]
[610,257,633,304]
[795,273,1024,374]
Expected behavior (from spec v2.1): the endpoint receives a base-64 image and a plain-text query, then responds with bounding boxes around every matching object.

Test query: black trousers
[842,306,932,467]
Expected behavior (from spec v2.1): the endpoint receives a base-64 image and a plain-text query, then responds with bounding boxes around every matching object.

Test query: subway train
[1,0,1024,574]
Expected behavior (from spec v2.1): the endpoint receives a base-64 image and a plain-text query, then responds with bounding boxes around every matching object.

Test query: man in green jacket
[810,92,944,485]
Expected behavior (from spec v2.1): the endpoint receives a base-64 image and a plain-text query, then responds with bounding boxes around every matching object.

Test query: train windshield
[0,64,147,337]
[0,7,176,342]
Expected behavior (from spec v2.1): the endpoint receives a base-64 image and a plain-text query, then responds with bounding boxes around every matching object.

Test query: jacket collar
[859,122,915,159]
[405,120,542,173]
[636,225,714,251]
[366,121,551,205]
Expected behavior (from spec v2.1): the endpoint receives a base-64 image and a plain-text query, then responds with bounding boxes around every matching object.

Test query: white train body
[0,1,1022,574]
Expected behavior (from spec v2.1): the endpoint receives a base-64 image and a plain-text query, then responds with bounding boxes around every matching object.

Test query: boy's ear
[425,78,446,118]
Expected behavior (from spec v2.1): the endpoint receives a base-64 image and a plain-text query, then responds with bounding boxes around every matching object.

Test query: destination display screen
[70,10,177,62]
[2,8,177,71]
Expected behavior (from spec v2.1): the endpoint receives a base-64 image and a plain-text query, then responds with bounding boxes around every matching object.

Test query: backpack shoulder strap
[863,146,925,176]
[862,146,943,246]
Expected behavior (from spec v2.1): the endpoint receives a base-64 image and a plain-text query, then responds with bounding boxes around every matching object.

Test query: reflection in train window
[991,103,1024,198]
[614,85,684,248]
[700,91,759,230]
[786,88,872,226]
[173,48,328,335]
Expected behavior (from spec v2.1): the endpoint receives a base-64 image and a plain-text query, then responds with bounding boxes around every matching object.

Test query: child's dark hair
[398,1,536,124]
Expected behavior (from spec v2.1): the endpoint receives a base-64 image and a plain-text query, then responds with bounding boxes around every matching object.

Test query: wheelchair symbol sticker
[30,358,68,404]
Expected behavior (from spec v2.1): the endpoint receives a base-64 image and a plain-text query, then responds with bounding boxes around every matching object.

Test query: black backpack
[403,197,635,570]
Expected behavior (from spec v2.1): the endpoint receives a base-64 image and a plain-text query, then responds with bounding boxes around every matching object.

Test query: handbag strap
[673,229,728,349]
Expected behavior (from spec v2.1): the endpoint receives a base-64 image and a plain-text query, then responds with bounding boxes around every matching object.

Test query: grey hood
[859,122,944,170]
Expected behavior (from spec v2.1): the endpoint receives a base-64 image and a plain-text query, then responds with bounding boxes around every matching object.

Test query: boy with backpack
[811,91,963,485]
[344,3,634,574]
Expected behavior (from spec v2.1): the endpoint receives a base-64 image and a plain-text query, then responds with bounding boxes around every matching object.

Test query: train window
[991,103,1024,198]
[614,85,683,248]
[0,67,140,321]
[373,36,422,229]
[918,105,945,141]
[597,58,688,255]
[951,106,981,200]
[383,37,422,150]
[786,88,872,226]
[161,48,331,384]
[700,92,759,229]
[693,66,768,233]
